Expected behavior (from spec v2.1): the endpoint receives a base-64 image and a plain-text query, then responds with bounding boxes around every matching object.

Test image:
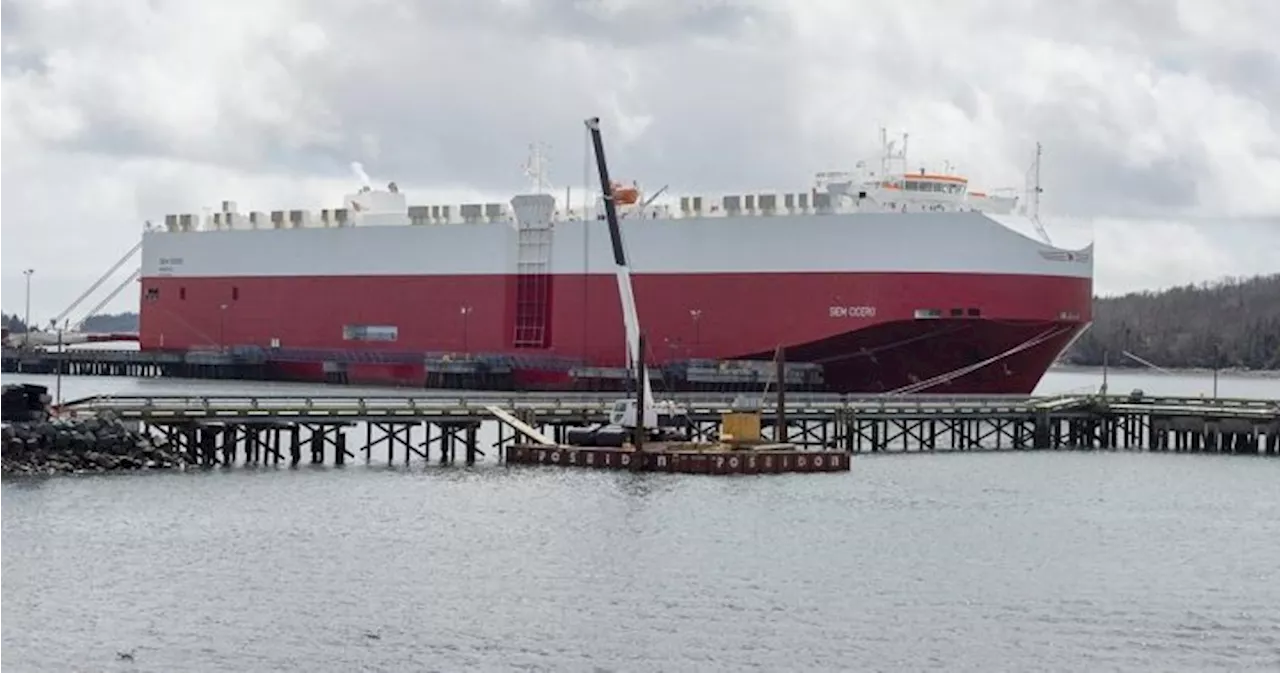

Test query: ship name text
[157,257,185,275]
[829,305,877,319]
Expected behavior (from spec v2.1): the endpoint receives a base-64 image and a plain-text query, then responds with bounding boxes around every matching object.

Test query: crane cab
[609,398,689,431]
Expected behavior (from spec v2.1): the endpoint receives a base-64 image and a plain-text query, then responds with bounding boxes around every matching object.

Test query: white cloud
[2,0,1278,320]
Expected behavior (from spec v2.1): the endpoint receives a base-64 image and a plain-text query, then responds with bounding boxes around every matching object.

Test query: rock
[0,414,189,477]
[2,383,51,423]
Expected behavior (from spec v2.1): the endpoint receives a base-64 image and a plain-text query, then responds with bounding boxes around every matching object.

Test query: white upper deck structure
[156,130,1040,237]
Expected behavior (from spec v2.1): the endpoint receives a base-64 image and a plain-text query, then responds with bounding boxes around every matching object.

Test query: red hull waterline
[137,159,1094,394]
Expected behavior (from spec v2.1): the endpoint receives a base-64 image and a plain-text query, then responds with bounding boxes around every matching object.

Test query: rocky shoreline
[0,386,186,481]
[2,414,188,476]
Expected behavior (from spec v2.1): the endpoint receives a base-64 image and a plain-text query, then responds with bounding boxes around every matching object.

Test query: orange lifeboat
[612,181,640,206]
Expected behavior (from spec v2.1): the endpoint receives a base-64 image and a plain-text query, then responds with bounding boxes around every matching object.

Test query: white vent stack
[459,203,483,224]
[407,205,430,225]
[757,193,778,216]
[212,200,249,230]
[812,191,833,214]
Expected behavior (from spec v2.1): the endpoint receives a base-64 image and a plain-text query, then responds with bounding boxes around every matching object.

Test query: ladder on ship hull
[511,194,555,348]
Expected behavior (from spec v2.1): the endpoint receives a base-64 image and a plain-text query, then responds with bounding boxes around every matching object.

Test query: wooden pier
[2,348,267,380]
[51,392,1280,469]
[2,346,826,392]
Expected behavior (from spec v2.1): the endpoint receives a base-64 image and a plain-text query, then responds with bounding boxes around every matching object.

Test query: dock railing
[57,392,1278,422]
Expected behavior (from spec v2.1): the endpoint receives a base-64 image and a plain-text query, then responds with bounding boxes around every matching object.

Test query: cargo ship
[138,130,1093,394]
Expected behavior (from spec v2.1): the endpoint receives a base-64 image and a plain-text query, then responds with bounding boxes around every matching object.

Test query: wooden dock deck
[48,392,1279,468]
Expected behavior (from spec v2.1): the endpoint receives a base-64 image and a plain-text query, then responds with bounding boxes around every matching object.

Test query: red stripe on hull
[139,271,1091,393]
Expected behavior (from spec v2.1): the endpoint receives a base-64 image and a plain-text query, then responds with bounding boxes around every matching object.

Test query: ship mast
[879,128,909,179]
[1026,141,1052,245]
[522,142,552,194]
[584,116,652,405]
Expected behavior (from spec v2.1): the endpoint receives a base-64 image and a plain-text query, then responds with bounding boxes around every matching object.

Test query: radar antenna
[1025,142,1052,245]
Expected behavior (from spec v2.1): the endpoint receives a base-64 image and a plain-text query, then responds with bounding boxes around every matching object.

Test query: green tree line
[1061,274,1280,370]
[2,312,140,334]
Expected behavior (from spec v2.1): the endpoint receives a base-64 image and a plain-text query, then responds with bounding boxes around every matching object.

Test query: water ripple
[4,452,1279,672]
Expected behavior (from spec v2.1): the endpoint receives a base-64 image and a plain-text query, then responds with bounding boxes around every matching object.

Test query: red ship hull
[139,270,1091,394]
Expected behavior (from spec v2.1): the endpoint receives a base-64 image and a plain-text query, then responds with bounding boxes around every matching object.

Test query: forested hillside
[1062,274,1280,370]
[79,313,140,332]
[2,312,140,333]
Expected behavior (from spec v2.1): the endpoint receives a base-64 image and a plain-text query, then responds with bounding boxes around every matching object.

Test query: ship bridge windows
[904,180,965,195]
[145,288,160,302]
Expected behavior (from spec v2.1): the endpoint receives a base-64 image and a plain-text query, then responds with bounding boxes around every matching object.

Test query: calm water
[4,369,1279,672]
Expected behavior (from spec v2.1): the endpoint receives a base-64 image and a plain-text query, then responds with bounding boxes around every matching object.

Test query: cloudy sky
[3,0,1278,323]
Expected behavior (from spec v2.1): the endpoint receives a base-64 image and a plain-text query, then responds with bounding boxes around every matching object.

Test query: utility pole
[22,268,34,349]
[460,305,473,353]
[56,321,65,407]
[689,309,702,354]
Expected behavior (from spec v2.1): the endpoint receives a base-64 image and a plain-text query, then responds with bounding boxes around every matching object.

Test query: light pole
[460,305,473,354]
[219,304,228,352]
[1212,343,1221,399]
[22,268,34,348]
[689,309,702,355]
[55,320,67,406]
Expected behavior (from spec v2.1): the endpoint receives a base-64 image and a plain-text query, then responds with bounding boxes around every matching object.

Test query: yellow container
[721,412,762,443]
